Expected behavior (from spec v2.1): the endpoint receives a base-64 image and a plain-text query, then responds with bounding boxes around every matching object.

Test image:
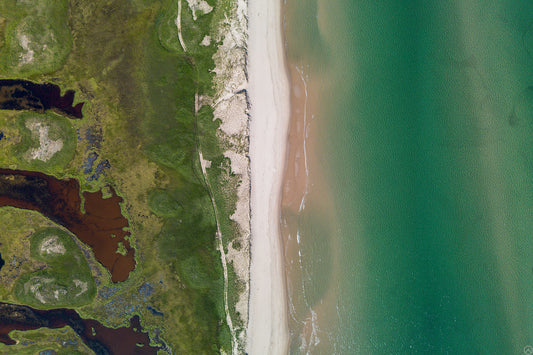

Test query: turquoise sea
[284,1,533,353]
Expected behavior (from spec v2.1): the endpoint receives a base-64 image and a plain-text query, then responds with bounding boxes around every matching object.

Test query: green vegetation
[12,112,77,173]
[157,0,217,57]
[0,208,58,302]
[0,111,78,177]
[198,104,241,246]
[14,228,97,308]
[6,326,93,354]
[0,0,72,76]
[148,189,182,218]
[227,261,245,330]
[0,0,244,353]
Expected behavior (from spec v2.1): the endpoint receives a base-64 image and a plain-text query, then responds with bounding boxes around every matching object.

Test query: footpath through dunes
[0,79,84,119]
[0,302,160,354]
[0,168,135,282]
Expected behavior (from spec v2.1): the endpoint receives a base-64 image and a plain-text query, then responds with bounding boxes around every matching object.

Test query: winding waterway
[0,302,159,354]
[0,168,135,283]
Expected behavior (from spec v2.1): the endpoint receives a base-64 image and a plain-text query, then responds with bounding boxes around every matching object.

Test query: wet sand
[280,61,342,353]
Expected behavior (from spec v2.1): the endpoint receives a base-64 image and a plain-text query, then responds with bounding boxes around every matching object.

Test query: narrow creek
[0,302,159,354]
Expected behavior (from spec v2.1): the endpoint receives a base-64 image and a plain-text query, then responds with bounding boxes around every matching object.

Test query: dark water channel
[0,80,152,353]
[0,79,84,118]
[0,302,159,354]
[0,168,135,282]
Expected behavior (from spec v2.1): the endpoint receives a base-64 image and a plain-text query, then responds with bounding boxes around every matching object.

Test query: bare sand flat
[247,0,290,353]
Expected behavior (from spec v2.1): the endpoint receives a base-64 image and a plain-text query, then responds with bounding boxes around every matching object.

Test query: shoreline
[247,0,291,352]
[280,60,342,353]
[279,0,344,350]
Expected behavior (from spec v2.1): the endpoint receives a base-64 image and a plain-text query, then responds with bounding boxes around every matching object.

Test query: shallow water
[283,0,533,353]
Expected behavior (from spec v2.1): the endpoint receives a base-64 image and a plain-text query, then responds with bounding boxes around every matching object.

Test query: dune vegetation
[0,0,245,353]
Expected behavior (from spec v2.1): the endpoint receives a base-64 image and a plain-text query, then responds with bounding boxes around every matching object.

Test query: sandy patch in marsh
[40,235,66,255]
[25,120,63,162]
[185,0,213,21]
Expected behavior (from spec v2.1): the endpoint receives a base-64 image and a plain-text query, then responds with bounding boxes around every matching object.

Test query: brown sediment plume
[281,61,342,352]
[0,302,159,354]
[281,62,317,351]
[0,168,135,282]
[0,79,84,118]
[281,66,311,213]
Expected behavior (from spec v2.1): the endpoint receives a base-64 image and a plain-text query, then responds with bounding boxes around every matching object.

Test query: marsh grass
[0,208,57,301]
[14,228,97,308]
[0,111,77,177]
[0,0,72,77]
[6,326,92,354]
[0,0,242,352]
[12,112,77,173]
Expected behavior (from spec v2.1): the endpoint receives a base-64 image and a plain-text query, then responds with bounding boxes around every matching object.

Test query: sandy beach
[247,0,291,353]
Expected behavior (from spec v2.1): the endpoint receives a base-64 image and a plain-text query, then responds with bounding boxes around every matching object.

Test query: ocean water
[283,0,533,353]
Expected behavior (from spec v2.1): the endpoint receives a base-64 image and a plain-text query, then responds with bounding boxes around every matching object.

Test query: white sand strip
[247,0,290,353]
[175,0,187,52]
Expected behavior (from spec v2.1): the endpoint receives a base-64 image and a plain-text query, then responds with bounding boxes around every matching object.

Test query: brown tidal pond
[0,79,84,118]
[0,168,135,282]
[0,302,159,354]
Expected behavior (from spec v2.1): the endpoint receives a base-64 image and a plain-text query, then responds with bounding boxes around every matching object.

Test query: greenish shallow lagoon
[286,0,533,353]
